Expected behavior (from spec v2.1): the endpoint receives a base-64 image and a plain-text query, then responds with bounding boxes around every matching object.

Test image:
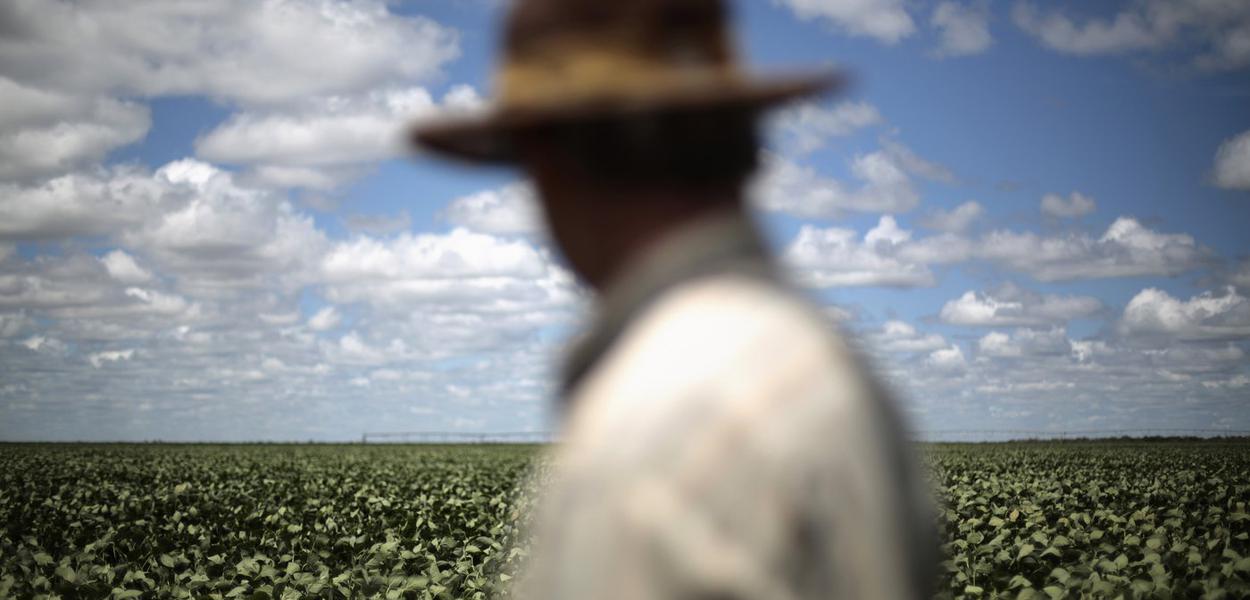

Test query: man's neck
[582,192,743,291]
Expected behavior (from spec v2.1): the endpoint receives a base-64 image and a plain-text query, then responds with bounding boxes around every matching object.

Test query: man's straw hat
[411,0,843,163]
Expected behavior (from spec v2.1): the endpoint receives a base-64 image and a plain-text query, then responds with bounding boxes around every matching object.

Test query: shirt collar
[560,210,775,398]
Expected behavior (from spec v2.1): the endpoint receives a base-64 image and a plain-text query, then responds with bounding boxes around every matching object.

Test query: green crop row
[928,442,1250,599]
[2,442,1247,599]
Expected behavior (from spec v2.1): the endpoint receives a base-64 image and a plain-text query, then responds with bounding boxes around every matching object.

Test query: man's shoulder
[618,273,837,370]
[568,273,872,430]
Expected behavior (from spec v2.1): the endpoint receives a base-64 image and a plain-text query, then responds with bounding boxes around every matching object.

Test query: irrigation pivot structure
[361,431,556,444]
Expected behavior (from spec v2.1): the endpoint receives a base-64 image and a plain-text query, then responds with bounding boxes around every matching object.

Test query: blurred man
[412,0,936,598]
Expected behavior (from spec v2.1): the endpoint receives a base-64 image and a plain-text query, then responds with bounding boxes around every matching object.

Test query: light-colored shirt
[518,212,936,600]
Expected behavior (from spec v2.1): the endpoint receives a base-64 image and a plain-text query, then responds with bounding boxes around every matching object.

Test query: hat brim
[411,70,845,164]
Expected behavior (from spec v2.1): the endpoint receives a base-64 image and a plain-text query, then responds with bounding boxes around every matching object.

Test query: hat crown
[504,0,733,67]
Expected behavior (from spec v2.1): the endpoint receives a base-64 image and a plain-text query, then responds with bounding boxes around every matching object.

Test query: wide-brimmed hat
[411,0,843,163]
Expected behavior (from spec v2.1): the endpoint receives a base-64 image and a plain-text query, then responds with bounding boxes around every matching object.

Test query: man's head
[515,106,760,287]
[410,0,842,285]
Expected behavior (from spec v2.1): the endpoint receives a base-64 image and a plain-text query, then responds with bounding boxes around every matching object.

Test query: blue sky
[1,0,1248,441]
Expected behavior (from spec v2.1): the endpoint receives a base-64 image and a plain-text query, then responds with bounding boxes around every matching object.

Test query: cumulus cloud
[1040,191,1096,218]
[770,100,883,154]
[979,217,1207,280]
[308,307,342,332]
[976,327,1070,358]
[1212,129,1250,191]
[0,0,460,106]
[121,160,328,294]
[753,143,949,218]
[772,0,915,43]
[1012,1,1250,70]
[320,228,577,316]
[0,78,150,181]
[440,183,543,236]
[89,349,135,368]
[100,250,153,285]
[0,165,175,241]
[1119,286,1250,340]
[195,86,482,187]
[869,320,948,353]
[786,214,1206,288]
[920,201,983,232]
[927,343,967,369]
[940,284,1102,326]
[931,2,993,57]
[878,138,958,184]
[783,217,935,288]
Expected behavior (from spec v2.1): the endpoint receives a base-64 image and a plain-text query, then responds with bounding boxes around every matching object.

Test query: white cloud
[122,160,328,294]
[931,2,993,57]
[894,232,978,265]
[784,215,1205,288]
[100,250,153,285]
[927,343,967,369]
[870,320,948,353]
[320,228,577,315]
[1,159,329,296]
[976,327,1070,358]
[89,349,135,368]
[783,218,935,288]
[1202,375,1250,390]
[770,100,883,154]
[0,78,150,181]
[878,138,958,184]
[753,138,954,219]
[1040,191,1097,218]
[0,0,460,106]
[308,307,342,332]
[196,86,481,182]
[1119,286,1250,340]
[0,255,200,324]
[1012,2,1158,55]
[1012,1,1250,70]
[1212,129,1250,191]
[864,215,912,246]
[920,201,983,232]
[980,217,1206,280]
[976,331,1019,357]
[21,335,64,353]
[773,0,916,44]
[0,165,174,241]
[440,183,543,236]
[754,151,917,218]
[940,284,1102,326]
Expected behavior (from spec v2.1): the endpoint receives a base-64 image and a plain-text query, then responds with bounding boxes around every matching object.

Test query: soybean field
[2,441,1248,599]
